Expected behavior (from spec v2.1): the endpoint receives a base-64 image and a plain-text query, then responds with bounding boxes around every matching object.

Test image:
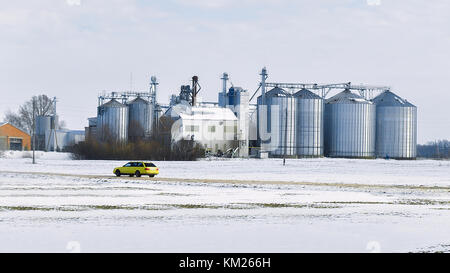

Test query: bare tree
[3,95,56,135]
[4,111,26,132]
[417,139,450,159]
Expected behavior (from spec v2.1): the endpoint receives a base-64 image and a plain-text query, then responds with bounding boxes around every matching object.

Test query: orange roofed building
[0,122,31,151]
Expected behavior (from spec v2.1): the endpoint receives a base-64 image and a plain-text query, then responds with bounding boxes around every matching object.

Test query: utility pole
[32,97,36,164]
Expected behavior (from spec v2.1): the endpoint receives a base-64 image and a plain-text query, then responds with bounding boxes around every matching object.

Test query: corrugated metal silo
[36,116,51,136]
[257,87,296,157]
[324,89,376,158]
[128,97,153,139]
[35,115,52,150]
[372,90,417,159]
[294,89,324,157]
[97,99,128,142]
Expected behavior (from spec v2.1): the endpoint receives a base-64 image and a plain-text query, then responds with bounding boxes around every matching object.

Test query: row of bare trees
[417,140,450,159]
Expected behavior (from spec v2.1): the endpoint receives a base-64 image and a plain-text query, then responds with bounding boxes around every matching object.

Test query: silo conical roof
[128,97,149,105]
[265,87,289,97]
[101,99,127,108]
[326,89,372,104]
[372,90,416,107]
[164,101,192,120]
[293,88,322,99]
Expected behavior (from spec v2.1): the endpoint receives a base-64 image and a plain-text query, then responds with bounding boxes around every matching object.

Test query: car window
[145,163,156,167]
[137,163,144,167]
[124,163,132,167]
[131,162,138,167]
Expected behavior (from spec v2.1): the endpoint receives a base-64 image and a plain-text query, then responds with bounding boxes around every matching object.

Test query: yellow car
[113,162,159,178]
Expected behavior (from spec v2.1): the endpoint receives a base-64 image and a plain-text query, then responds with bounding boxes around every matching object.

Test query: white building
[165,101,239,155]
[45,129,85,151]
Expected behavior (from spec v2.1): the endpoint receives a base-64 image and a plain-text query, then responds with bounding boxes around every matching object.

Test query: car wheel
[135,171,141,178]
[115,170,121,177]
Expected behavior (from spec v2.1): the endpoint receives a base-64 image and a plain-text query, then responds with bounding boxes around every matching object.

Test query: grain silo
[372,90,417,159]
[35,116,52,150]
[324,89,376,158]
[36,116,52,136]
[97,99,128,142]
[128,97,153,139]
[257,87,296,157]
[294,89,324,157]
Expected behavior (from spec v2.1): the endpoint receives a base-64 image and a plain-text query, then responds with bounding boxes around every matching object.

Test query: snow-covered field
[1,150,449,186]
[0,151,449,253]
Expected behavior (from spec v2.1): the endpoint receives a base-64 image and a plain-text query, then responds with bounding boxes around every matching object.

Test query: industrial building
[166,102,239,154]
[89,75,250,157]
[45,129,85,151]
[164,75,248,157]
[86,68,417,160]
[0,122,31,151]
[36,115,85,151]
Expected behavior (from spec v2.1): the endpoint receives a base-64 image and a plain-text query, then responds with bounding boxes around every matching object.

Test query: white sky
[1,0,449,143]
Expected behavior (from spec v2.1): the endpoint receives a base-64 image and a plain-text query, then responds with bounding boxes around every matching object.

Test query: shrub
[70,138,204,161]
[71,116,205,161]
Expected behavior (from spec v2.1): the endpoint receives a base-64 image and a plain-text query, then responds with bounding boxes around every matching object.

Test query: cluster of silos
[372,90,417,159]
[323,89,417,159]
[257,87,417,160]
[257,87,324,157]
[97,97,156,142]
[324,90,376,158]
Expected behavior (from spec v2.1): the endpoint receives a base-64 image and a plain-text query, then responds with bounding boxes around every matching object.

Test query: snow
[167,103,237,121]
[0,150,71,160]
[181,107,237,121]
[1,152,449,186]
[0,152,449,252]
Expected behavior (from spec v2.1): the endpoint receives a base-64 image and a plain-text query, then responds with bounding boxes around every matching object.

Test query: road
[2,170,449,192]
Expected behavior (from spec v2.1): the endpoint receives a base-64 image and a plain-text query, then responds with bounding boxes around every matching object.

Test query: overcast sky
[1,0,449,143]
